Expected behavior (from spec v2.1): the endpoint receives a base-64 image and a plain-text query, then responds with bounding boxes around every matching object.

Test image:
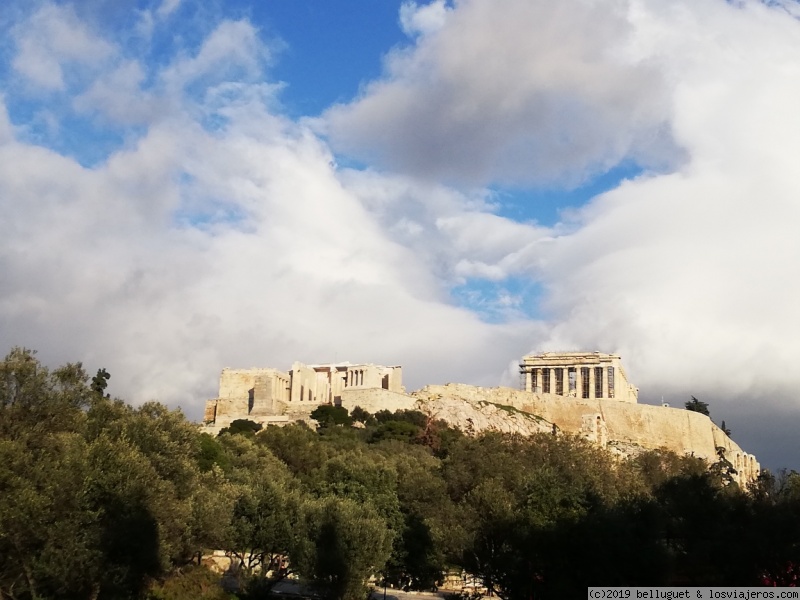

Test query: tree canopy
[685,395,710,416]
[1,348,797,600]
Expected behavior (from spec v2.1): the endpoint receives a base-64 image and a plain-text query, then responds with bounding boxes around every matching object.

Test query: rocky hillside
[411,386,553,437]
[411,383,760,486]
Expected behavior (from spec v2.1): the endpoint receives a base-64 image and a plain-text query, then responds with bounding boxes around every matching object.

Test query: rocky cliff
[410,384,759,485]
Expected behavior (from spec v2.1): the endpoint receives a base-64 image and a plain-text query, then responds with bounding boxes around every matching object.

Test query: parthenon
[519,352,638,403]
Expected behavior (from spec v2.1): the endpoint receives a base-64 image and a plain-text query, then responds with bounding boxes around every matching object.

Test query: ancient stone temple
[519,352,638,403]
[199,351,761,486]
[202,361,406,432]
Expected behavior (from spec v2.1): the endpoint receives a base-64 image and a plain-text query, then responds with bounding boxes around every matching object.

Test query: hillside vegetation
[2,348,800,600]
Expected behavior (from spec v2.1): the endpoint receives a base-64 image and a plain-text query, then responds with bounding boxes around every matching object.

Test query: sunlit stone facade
[519,352,638,403]
[203,361,403,430]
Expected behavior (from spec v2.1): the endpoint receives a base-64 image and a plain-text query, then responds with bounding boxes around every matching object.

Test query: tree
[310,405,352,428]
[219,419,263,437]
[349,406,375,426]
[443,432,630,599]
[293,496,393,600]
[91,367,111,397]
[709,446,738,487]
[217,434,300,590]
[0,350,197,599]
[685,396,710,416]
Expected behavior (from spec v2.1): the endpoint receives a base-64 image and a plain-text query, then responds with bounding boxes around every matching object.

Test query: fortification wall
[413,384,759,484]
[219,368,286,399]
[339,388,417,414]
[203,371,760,485]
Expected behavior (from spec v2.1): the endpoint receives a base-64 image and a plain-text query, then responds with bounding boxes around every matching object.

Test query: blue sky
[2,0,800,470]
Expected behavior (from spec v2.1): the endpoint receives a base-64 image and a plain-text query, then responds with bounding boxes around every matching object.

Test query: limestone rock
[412,383,759,486]
[412,388,551,437]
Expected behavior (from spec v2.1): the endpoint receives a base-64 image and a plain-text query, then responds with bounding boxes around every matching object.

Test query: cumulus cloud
[0,90,540,410]
[338,169,547,287]
[73,60,160,124]
[328,0,800,468]
[5,0,800,472]
[0,4,541,416]
[161,20,267,92]
[529,0,800,390]
[11,4,114,91]
[323,0,679,186]
[399,0,452,37]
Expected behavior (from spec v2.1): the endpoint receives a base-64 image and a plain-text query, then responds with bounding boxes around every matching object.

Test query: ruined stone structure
[203,361,403,432]
[200,352,760,485]
[519,352,638,402]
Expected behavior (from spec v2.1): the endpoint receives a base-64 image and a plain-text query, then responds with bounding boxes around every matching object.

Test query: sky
[1,0,799,471]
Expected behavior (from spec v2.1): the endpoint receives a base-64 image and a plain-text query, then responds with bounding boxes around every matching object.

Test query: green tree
[91,367,111,397]
[293,496,393,600]
[145,565,232,600]
[629,448,708,493]
[217,435,300,589]
[219,419,263,437]
[197,433,231,472]
[349,406,375,426]
[369,420,420,444]
[685,396,710,416]
[709,446,738,487]
[310,405,352,428]
[446,432,628,599]
[258,423,331,476]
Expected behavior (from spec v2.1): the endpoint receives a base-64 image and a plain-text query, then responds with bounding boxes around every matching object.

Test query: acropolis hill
[202,352,760,485]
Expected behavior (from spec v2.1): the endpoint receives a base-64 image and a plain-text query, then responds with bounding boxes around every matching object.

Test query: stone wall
[201,367,760,486]
[413,384,759,485]
[339,388,418,414]
[201,414,292,436]
[219,368,281,399]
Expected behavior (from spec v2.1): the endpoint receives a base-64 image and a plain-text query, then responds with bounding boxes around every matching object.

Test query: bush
[310,405,352,427]
[147,566,234,600]
[220,419,263,437]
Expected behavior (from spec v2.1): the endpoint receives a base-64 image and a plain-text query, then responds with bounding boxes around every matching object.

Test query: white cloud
[326,0,800,468]
[5,0,800,472]
[436,212,549,282]
[73,60,160,124]
[11,4,114,91]
[323,0,679,186]
[161,20,267,92]
[157,0,182,19]
[399,1,451,37]
[0,86,539,418]
[523,0,800,414]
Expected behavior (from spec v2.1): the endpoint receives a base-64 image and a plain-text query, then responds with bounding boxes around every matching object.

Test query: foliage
[685,395,710,416]
[219,435,300,588]
[709,446,739,487]
[91,367,111,397]
[220,419,263,437]
[375,409,428,427]
[4,347,800,600]
[0,348,226,600]
[349,405,375,426]
[198,433,231,472]
[293,496,393,600]
[310,404,353,428]
[146,566,234,600]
